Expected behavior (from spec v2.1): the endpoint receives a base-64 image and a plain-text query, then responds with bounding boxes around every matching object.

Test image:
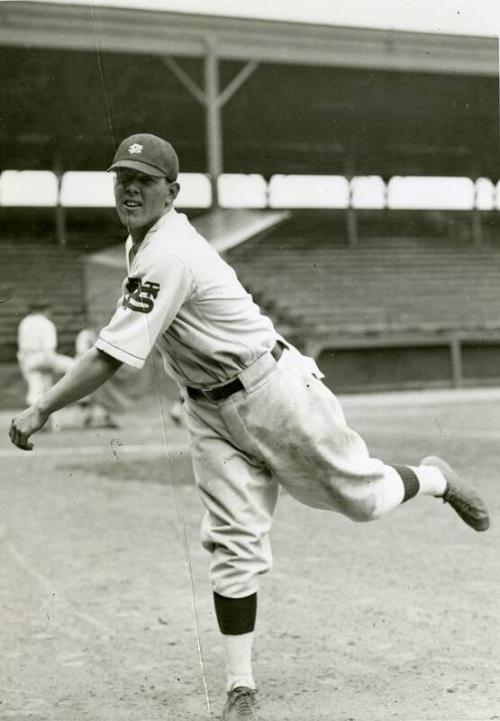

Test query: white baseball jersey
[17,312,74,406]
[75,328,97,357]
[17,313,57,354]
[96,208,279,388]
[95,208,429,601]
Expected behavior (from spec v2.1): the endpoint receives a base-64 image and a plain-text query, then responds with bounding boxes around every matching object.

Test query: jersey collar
[148,206,177,235]
[126,207,177,267]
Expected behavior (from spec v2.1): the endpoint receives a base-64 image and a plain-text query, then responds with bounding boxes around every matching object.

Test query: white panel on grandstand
[176,173,211,207]
[269,175,349,208]
[219,174,267,208]
[474,178,496,210]
[60,171,211,208]
[2,172,497,211]
[351,176,386,208]
[388,176,475,210]
[0,170,58,206]
[60,171,115,207]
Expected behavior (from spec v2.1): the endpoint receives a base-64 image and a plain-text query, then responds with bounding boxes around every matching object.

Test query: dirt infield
[1,390,499,721]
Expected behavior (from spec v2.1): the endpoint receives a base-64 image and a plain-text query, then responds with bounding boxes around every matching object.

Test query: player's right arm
[95,248,196,369]
[9,347,122,451]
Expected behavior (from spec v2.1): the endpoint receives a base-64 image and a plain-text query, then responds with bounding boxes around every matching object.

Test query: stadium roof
[0,2,498,180]
[1,2,497,75]
[9,0,500,38]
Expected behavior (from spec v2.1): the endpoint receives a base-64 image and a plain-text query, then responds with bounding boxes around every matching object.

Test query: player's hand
[9,405,50,451]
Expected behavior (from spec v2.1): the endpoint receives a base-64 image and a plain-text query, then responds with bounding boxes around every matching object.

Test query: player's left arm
[9,347,122,451]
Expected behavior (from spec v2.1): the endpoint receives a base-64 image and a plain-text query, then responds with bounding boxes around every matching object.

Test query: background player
[9,134,490,721]
[74,325,120,428]
[16,302,74,429]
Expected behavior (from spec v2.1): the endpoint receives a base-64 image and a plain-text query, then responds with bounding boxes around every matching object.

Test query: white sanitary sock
[411,464,447,496]
[222,631,256,692]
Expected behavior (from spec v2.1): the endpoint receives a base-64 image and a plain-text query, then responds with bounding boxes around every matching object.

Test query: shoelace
[231,688,255,718]
[444,485,477,515]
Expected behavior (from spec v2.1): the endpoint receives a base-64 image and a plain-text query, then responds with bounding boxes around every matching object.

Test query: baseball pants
[184,344,406,599]
[18,351,74,405]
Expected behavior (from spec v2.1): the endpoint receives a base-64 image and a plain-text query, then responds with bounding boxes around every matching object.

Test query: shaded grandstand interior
[0,206,206,250]
[1,243,86,360]
[226,210,500,391]
[226,209,500,338]
[0,206,205,363]
[2,208,500,398]
[0,46,497,178]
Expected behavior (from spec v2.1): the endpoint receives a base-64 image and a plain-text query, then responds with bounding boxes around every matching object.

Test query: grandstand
[228,210,500,336]
[3,206,499,403]
[226,209,500,390]
[1,242,85,361]
[0,240,85,407]
[0,2,498,405]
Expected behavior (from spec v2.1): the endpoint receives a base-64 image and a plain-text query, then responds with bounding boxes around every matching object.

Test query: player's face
[113,169,179,240]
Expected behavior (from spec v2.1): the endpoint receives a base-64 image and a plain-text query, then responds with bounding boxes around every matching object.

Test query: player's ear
[167,182,180,203]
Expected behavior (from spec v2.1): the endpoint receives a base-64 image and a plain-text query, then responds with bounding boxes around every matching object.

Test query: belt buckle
[201,388,215,402]
[188,374,243,403]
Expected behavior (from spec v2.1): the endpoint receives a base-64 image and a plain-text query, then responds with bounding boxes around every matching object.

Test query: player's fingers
[8,421,18,445]
[9,422,33,451]
[18,435,33,451]
[17,431,33,450]
[11,428,22,449]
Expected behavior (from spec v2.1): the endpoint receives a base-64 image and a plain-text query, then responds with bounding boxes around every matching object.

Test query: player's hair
[28,300,50,313]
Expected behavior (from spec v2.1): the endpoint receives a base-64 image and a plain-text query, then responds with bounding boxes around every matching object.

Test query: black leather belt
[187,341,285,403]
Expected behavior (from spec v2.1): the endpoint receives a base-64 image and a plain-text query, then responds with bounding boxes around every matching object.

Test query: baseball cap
[108,133,179,181]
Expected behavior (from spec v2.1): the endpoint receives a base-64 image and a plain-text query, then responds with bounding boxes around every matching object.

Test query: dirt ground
[1,388,499,721]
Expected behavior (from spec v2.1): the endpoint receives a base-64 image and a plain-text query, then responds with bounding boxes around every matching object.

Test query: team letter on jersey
[123,278,161,314]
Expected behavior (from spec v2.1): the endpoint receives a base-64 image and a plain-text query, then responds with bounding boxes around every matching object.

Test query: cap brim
[107,159,167,177]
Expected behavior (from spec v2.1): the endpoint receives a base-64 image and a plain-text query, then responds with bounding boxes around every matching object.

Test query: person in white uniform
[9,134,490,721]
[74,326,120,428]
[17,304,74,407]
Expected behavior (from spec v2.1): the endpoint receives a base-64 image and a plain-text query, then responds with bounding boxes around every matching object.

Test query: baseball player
[16,303,74,423]
[74,326,120,428]
[9,134,490,721]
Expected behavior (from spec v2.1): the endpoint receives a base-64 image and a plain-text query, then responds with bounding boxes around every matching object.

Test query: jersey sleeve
[95,250,196,369]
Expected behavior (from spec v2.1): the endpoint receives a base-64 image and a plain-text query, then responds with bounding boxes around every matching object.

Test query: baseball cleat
[221,686,258,720]
[421,456,490,532]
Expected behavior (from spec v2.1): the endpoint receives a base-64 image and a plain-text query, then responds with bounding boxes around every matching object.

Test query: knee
[210,545,271,599]
[339,493,382,523]
[201,528,273,599]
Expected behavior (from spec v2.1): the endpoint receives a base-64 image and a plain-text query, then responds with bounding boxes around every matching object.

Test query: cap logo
[128,143,143,155]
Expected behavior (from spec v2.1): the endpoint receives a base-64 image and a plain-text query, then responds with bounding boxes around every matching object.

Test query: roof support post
[216,60,258,109]
[162,50,259,209]
[450,335,463,387]
[162,55,206,105]
[345,165,358,245]
[471,178,482,246]
[346,206,358,246]
[204,40,223,208]
[472,208,483,246]
[54,154,66,246]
